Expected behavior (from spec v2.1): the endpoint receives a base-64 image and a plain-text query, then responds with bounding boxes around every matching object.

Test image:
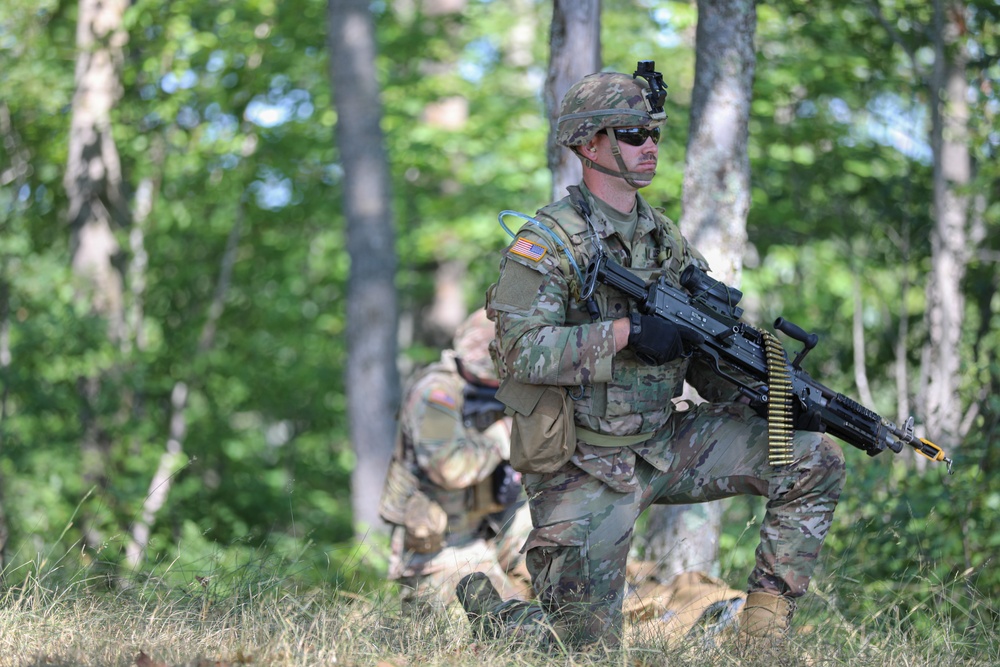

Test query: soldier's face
[587,127,659,186]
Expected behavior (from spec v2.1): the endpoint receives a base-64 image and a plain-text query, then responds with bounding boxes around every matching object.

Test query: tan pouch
[496,377,576,474]
[378,458,419,525]
[403,492,448,553]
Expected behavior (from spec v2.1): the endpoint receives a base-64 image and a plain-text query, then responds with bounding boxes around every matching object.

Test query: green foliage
[2,557,997,665]
[1,0,998,639]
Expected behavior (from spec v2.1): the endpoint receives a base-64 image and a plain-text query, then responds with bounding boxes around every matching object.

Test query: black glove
[628,313,701,365]
[492,461,522,506]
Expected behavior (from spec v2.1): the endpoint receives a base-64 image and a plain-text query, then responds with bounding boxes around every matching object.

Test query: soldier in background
[379,308,532,613]
[458,62,846,651]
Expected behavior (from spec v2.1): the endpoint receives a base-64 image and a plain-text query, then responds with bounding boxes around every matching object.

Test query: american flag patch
[510,237,547,262]
[427,389,457,410]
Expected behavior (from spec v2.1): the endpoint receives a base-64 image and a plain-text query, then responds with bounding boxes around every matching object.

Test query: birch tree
[869,0,978,455]
[65,0,130,553]
[921,0,974,452]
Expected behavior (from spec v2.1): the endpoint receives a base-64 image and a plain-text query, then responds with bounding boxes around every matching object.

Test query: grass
[1,560,997,667]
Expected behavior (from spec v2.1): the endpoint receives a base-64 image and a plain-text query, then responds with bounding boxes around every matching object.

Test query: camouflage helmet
[556,71,665,147]
[453,308,498,384]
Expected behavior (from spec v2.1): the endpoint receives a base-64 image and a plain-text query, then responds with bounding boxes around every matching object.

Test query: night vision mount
[633,60,668,121]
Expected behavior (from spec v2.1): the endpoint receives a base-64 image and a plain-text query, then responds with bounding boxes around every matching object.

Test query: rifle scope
[679,265,745,320]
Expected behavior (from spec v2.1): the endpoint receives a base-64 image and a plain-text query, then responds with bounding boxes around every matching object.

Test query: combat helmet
[556,60,668,187]
[453,308,498,385]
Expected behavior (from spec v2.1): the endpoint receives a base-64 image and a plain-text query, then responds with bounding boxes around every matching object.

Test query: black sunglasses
[609,126,661,147]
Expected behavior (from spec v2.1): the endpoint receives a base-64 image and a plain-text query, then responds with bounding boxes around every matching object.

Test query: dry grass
[1,566,996,667]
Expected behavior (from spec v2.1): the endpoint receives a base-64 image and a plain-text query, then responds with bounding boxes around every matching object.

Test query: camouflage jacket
[394,351,509,539]
[488,184,740,491]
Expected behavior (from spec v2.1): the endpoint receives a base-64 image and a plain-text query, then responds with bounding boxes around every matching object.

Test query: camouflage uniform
[485,71,846,644]
[383,312,533,612]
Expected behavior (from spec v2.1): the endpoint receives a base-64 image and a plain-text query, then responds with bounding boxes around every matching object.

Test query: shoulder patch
[510,237,548,262]
[492,259,546,313]
[427,388,457,410]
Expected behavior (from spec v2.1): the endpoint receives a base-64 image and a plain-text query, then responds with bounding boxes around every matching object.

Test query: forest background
[1,0,999,653]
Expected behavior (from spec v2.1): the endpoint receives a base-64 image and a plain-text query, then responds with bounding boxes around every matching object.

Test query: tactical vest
[501,186,706,435]
[378,358,499,547]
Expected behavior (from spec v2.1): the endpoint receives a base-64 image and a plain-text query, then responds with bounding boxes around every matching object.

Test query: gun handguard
[583,254,953,473]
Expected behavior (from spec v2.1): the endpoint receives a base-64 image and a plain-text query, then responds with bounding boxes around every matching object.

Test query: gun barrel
[913,437,953,473]
[886,423,954,474]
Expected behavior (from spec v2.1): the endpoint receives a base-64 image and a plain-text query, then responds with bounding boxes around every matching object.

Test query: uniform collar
[575,182,656,240]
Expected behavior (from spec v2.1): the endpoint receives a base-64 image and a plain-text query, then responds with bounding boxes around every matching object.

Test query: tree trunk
[67,0,130,336]
[125,204,243,570]
[641,0,755,582]
[894,219,912,439]
[853,271,876,408]
[424,259,469,347]
[65,0,130,554]
[546,0,601,200]
[328,0,400,538]
[922,0,970,452]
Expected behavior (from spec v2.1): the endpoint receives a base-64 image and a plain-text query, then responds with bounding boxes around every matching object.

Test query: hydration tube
[497,210,586,287]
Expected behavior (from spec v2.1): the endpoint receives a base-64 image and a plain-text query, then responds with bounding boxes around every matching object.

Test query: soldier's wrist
[613,317,631,352]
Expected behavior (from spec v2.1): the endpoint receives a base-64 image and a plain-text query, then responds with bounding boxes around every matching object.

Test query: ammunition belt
[763,331,794,466]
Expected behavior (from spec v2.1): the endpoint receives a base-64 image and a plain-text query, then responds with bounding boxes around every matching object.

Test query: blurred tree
[640,0,756,582]
[124,202,244,570]
[546,0,600,200]
[328,0,400,538]
[65,0,130,556]
[869,0,976,454]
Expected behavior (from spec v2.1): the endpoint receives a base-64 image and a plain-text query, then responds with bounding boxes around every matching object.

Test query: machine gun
[581,253,953,472]
[462,383,522,508]
[462,382,507,432]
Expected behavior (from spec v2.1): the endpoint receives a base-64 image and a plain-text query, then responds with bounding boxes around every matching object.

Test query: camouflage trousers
[521,401,846,647]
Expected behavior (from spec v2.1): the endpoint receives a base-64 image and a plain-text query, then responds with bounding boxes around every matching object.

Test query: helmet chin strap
[579,132,653,188]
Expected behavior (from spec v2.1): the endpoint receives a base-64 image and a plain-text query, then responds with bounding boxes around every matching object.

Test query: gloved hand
[491,461,522,506]
[628,313,702,365]
[792,398,825,432]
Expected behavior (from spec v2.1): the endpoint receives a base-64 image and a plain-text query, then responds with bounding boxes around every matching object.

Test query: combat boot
[736,590,795,655]
[456,572,505,640]
[456,572,556,647]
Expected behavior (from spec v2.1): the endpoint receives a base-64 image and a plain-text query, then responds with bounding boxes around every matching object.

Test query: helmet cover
[556,72,663,147]
[452,308,498,383]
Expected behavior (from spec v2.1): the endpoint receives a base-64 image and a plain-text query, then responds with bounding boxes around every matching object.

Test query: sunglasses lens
[612,127,660,146]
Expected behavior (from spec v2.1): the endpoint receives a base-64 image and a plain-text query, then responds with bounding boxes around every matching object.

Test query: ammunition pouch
[380,458,449,554]
[378,458,418,525]
[496,377,577,474]
[402,492,448,554]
